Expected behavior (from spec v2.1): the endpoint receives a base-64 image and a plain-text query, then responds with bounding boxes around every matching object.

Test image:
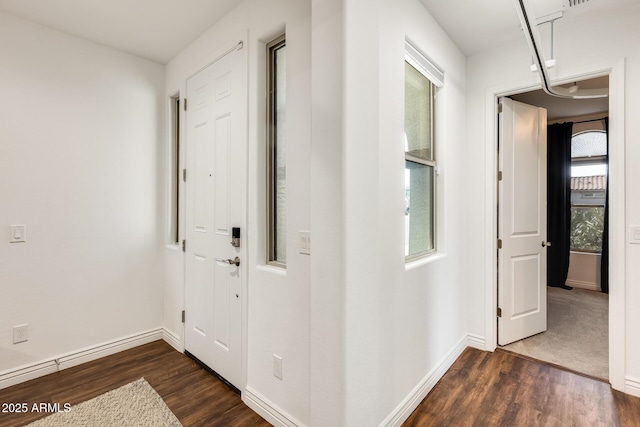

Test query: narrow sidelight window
[170,95,180,245]
[267,36,286,265]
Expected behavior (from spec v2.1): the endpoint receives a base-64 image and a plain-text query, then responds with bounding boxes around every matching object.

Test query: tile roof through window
[571,175,607,191]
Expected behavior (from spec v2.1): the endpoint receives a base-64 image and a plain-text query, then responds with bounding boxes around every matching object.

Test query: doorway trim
[483,59,626,392]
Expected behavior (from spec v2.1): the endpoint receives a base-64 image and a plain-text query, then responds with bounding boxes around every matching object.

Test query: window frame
[169,93,181,246]
[404,42,442,261]
[266,35,286,267]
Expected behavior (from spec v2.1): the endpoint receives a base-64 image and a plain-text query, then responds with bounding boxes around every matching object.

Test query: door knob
[216,257,240,266]
[542,241,552,247]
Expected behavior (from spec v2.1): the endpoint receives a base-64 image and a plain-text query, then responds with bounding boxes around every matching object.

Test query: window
[570,205,604,252]
[267,36,286,265]
[404,43,442,259]
[169,94,180,245]
[570,130,607,252]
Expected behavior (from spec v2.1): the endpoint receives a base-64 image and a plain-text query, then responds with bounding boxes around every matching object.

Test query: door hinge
[498,103,503,114]
[183,98,188,111]
[497,307,502,318]
[497,239,503,249]
[498,171,503,181]
[182,240,186,252]
[182,169,187,182]
[181,310,185,323]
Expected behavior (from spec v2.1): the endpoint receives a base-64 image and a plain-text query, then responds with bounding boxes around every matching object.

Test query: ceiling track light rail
[513,0,607,99]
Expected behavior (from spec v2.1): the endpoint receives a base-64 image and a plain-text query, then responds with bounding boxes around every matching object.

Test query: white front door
[184,45,246,390]
[498,97,548,346]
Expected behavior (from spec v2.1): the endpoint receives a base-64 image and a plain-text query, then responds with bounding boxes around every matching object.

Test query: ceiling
[511,76,609,120]
[418,0,522,57]
[419,0,638,57]
[417,0,633,119]
[0,0,245,64]
[0,0,635,66]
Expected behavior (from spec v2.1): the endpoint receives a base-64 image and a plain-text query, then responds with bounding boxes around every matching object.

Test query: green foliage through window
[570,206,604,252]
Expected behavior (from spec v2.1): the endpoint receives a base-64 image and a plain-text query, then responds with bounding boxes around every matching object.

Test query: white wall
[567,252,602,291]
[163,0,311,424]
[314,0,468,424]
[308,1,347,425]
[165,0,469,425]
[466,1,640,395]
[0,12,165,372]
[375,0,468,423]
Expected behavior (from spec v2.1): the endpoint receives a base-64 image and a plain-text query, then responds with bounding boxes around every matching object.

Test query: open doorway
[498,76,610,380]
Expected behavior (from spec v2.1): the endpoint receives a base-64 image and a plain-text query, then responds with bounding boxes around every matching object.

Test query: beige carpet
[501,286,608,379]
[26,378,182,427]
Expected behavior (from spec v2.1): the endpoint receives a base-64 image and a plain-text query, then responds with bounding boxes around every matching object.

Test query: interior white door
[498,97,548,346]
[184,45,246,390]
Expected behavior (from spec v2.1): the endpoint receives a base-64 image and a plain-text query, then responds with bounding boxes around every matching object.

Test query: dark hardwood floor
[1,341,639,426]
[404,347,640,427]
[0,340,270,427]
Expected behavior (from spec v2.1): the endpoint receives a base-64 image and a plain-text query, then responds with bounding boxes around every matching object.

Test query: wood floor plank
[2,343,640,426]
[403,347,640,427]
[0,341,270,427]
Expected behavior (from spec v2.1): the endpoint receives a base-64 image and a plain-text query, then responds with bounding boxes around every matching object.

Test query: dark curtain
[547,122,573,289]
[601,118,610,293]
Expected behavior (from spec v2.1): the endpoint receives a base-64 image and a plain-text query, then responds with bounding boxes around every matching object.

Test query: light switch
[299,230,311,255]
[10,225,26,243]
[630,226,640,244]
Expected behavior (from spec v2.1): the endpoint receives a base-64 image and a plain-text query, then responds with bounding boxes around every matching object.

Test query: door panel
[512,255,540,316]
[214,114,230,233]
[498,97,548,346]
[184,45,245,390]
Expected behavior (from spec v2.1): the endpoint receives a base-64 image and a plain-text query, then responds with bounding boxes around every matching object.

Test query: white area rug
[26,378,182,427]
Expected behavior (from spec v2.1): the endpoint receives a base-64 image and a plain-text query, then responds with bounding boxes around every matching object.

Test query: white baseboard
[56,329,164,371]
[379,334,468,427]
[162,328,182,352]
[0,361,59,391]
[625,376,640,398]
[0,328,164,390]
[565,279,600,292]
[466,333,486,350]
[243,386,306,427]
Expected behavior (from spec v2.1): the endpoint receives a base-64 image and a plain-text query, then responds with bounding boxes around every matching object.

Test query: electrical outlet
[273,354,283,380]
[13,324,28,344]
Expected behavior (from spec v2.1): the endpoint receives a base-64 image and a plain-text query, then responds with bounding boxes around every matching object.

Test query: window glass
[569,131,607,253]
[404,62,433,161]
[268,37,286,265]
[404,58,436,259]
[405,162,434,255]
[570,206,604,252]
[170,95,180,245]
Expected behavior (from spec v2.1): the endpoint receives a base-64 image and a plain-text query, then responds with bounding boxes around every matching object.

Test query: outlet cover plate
[13,324,28,344]
[273,354,283,380]
[10,225,26,243]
